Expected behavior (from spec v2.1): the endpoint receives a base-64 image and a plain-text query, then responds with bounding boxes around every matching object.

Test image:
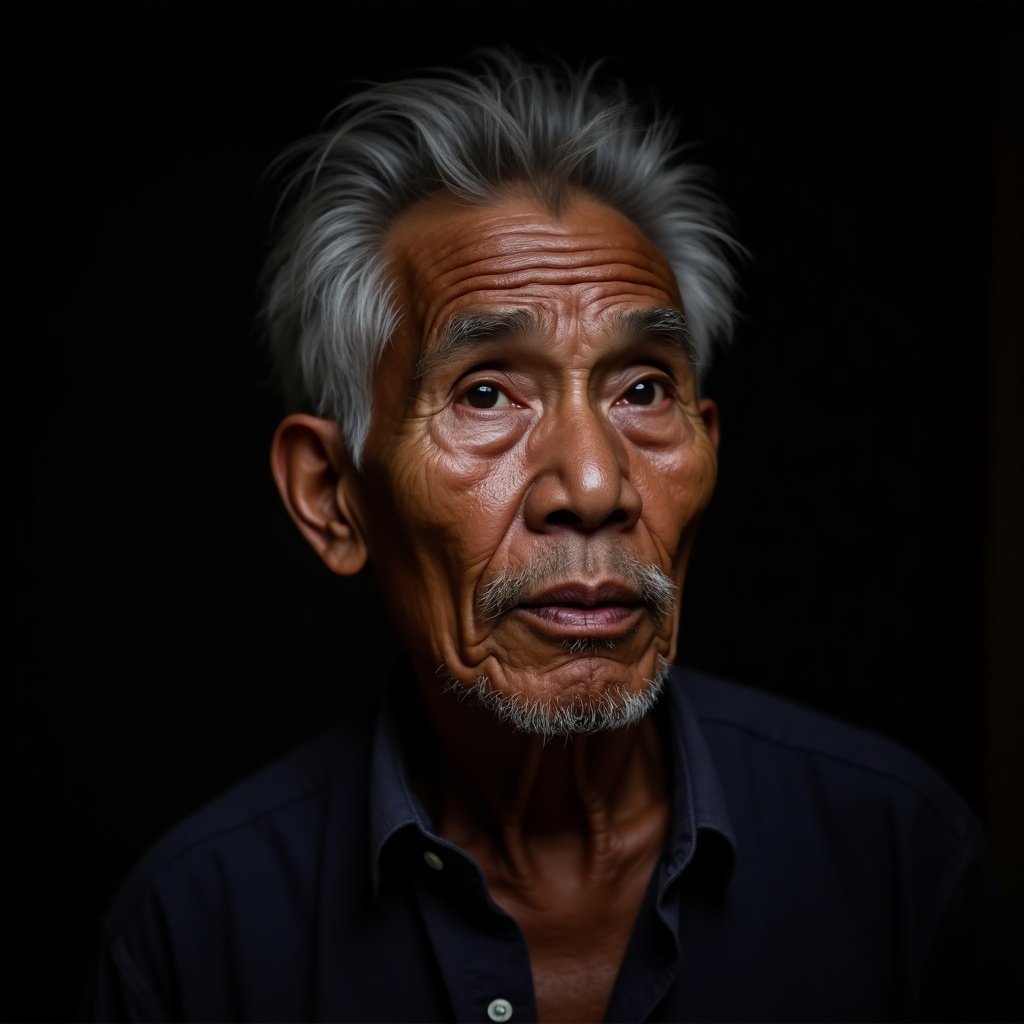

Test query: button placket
[411,848,537,1022]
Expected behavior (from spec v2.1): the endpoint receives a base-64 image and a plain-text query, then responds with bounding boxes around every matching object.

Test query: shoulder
[104,714,374,931]
[88,707,384,1019]
[667,666,1024,1022]
[671,664,978,843]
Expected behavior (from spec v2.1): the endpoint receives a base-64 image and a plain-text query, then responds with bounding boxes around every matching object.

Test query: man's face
[351,190,718,717]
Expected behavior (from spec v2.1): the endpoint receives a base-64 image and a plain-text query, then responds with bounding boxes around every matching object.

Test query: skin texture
[271,189,720,1022]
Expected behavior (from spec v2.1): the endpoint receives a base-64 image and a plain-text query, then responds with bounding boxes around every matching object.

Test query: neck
[410,672,669,884]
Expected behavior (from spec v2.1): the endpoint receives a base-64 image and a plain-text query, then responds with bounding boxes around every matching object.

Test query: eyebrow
[414,305,695,378]
[415,310,539,378]
[611,307,697,364]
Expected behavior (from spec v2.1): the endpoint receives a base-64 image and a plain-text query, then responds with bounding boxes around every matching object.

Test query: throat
[429,712,668,878]
[401,667,672,1023]
[487,794,668,1024]
[433,718,670,1024]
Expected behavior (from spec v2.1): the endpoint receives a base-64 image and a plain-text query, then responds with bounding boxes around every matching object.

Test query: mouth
[515,582,644,637]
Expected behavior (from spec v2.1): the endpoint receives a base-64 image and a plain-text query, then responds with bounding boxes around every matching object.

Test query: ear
[699,397,720,451]
[269,414,369,576]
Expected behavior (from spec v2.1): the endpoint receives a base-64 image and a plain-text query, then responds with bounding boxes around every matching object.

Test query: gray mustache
[477,548,677,623]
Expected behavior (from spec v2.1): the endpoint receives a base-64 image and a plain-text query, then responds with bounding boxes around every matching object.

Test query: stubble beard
[440,548,678,739]
[440,654,672,741]
[477,550,678,624]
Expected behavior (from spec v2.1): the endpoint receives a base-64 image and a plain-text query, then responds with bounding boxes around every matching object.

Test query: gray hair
[441,656,672,741]
[260,47,742,468]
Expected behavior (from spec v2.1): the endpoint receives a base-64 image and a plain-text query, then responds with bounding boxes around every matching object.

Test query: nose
[523,398,642,533]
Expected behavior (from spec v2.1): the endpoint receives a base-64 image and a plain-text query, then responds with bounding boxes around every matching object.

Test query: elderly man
[89,48,1021,1023]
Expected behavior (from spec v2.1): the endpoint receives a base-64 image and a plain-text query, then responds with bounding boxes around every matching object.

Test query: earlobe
[269,414,369,576]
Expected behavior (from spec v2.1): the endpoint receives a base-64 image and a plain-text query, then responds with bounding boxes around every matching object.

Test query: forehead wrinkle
[433,241,668,280]
[409,258,673,380]
[416,258,673,334]
[389,196,685,384]
[406,219,669,294]
[415,219,658,263]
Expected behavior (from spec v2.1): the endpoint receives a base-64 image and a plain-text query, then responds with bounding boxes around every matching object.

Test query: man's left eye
[621,379,667,406]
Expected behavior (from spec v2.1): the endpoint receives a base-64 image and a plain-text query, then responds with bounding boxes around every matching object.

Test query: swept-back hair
[260,47,742,467]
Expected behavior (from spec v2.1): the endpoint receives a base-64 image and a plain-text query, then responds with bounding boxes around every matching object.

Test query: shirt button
[487,998,513,1021]
[422,850,444,870]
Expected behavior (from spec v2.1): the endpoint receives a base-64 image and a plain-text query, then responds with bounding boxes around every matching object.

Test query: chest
[525,915,638,1023]
[489,856,659,1023]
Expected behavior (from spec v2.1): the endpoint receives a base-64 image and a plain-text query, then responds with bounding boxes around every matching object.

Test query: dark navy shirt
[87,664,1023,1022]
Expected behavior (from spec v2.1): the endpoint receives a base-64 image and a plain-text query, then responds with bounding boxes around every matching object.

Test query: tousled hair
[260,47,743,467]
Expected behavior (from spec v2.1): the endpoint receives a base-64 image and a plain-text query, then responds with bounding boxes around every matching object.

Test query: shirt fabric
[87,662,1023,1022]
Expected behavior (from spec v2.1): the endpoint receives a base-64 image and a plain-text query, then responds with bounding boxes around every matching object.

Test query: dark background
[4,1,1022,1019]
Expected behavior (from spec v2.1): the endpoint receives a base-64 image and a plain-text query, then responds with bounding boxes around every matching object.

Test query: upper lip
[519,582,641,607]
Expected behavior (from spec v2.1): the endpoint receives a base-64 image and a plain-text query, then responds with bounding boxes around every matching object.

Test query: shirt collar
[659,665,737,881]
[368,661,737,895]
[367,662,434,896]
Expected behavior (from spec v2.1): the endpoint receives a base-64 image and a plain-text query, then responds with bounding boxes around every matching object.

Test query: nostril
[544,507,630,528]
[546,509,583,527]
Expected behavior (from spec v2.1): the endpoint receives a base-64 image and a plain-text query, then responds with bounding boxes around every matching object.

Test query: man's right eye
[461,383,513,409]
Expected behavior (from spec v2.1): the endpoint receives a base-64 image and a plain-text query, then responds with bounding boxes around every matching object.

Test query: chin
[442,653,672,739]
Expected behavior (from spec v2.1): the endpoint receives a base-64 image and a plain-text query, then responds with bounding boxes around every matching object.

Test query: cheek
[373,431,529,578]
[420,416,532,534]
[364,442,532,665]
[434,406,532,457]
[638,439,717,556]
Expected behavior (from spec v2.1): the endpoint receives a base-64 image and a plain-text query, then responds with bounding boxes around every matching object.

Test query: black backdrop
[5,1,1022,1019]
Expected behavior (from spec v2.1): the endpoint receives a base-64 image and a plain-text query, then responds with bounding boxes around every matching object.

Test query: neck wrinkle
[419,687,667,884]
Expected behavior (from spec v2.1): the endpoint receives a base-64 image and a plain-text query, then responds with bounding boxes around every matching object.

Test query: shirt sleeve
[920,818,1024,1022]
[82,917,176,1022]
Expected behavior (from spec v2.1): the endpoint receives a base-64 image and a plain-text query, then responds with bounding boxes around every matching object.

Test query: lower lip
[517,604,641,634]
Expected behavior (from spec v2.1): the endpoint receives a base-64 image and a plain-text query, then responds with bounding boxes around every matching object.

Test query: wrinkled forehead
[382,190,684,356]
